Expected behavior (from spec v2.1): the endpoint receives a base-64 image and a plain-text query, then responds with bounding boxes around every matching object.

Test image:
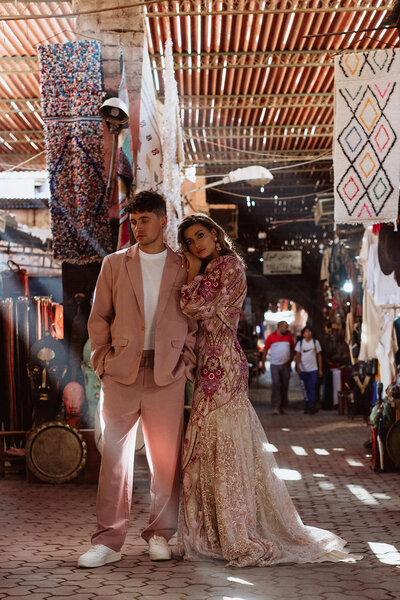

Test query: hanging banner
[334,49,400,226]
[136,37,163,195]
[262,251,302,275]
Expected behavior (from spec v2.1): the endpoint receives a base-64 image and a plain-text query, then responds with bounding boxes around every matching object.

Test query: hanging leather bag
[1,259,29,298]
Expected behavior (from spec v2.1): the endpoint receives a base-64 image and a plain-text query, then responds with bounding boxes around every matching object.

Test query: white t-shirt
[295,338,321,372]
[139,248,167,350]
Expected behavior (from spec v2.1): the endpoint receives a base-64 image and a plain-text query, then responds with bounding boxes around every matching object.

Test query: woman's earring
[215,237,221,252]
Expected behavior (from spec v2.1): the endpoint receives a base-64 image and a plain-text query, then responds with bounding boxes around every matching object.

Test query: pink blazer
[88,244,197,386]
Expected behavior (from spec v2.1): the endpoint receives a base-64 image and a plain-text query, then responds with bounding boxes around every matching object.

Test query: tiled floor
[1,370,400,600]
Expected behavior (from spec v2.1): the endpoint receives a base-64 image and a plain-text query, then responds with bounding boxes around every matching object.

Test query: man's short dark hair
[124,190,167,216]
[301,326,313,336]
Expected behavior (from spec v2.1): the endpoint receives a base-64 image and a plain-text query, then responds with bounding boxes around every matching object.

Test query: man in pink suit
[78,191,197,568]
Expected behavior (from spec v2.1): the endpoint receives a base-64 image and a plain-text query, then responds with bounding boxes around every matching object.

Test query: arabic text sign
[262,251,302,275]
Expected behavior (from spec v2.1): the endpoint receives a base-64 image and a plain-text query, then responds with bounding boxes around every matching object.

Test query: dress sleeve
[180,255,243,320]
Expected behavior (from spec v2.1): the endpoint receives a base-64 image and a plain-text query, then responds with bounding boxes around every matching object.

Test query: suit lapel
[125,244,145,319]
[156,246,180,325]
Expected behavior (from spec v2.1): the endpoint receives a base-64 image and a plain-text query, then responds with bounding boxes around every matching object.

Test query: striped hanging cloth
[116,50,134,250]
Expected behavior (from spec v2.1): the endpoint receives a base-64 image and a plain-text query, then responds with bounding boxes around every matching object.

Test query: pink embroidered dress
[178,254,360,567]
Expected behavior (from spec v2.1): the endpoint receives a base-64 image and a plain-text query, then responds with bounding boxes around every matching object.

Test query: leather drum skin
[25,422,87,483]
[386,419,400,468]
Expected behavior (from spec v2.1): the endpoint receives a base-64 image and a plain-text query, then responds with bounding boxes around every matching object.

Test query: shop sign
[262,250,302,275]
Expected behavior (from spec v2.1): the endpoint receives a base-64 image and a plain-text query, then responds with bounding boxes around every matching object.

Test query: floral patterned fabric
[179,255,361,567]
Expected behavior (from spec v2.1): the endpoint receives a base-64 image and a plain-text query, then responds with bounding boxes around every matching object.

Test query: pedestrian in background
[295,326,322,414]
[262,321,295,415]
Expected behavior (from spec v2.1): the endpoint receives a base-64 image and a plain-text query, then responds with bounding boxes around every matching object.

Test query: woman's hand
[184,251,202,283]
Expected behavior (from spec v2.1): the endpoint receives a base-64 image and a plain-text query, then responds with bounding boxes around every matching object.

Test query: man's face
[278,322,289,335]
[130,211,167,247]
[303,328,312,341]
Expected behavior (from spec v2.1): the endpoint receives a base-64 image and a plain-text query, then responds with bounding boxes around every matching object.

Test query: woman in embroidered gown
[177,214,361,568]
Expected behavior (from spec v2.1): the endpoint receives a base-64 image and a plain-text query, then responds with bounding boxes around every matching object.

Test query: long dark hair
[177,213,244,266]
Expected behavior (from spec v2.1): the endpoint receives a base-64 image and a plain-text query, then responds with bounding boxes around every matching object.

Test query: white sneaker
[77,544,121,568]
[148,535,172,560]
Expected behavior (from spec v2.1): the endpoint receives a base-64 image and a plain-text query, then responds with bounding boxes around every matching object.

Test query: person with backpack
[295,326,323,414]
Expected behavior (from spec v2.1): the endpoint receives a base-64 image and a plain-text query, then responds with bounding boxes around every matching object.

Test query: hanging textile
[366,244,400,306]
[334,49,400,226]
[136,37,163,195]
[376,312,398,391]
[38,41,112,264]
[116,50,134,251]
[161,38,184,250]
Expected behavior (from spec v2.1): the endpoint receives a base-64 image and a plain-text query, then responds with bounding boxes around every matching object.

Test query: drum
[386,419,400,468]
[25,422,87,483]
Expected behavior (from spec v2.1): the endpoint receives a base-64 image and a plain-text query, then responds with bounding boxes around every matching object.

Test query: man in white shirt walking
[295,326,322,414]
[78,191,197,567]
[262,321,295,415]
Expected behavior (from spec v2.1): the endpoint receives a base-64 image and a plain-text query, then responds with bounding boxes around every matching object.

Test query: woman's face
[183,223,219,260]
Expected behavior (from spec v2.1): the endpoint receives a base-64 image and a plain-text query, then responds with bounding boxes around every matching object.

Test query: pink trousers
[92,350,185,551]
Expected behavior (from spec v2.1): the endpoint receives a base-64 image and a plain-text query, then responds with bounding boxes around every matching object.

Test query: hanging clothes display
[376,312,398,391]
[38,41,112,264]
[136,40,164,196]
[320,247,332,281]
[366,244,400,306]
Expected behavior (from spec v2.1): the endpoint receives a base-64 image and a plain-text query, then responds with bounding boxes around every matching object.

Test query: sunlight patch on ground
[313,473,326,477]
[314,448,330,455]
[273,468,302,480]
[346,458,364,467]
[308,422,364,434]
[347,484,378,505]
[368,542,400,565]
[318,481,335,490]
[227,577,254,586]
[291,445,308,456]
[263,442,278,453]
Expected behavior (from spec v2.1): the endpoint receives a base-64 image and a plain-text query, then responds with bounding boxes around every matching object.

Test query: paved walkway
[1,370,400,600]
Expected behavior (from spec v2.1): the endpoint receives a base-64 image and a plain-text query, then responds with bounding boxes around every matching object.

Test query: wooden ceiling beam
[185,123,333,132]
[146,0,390,18]
[151,48,358,59]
